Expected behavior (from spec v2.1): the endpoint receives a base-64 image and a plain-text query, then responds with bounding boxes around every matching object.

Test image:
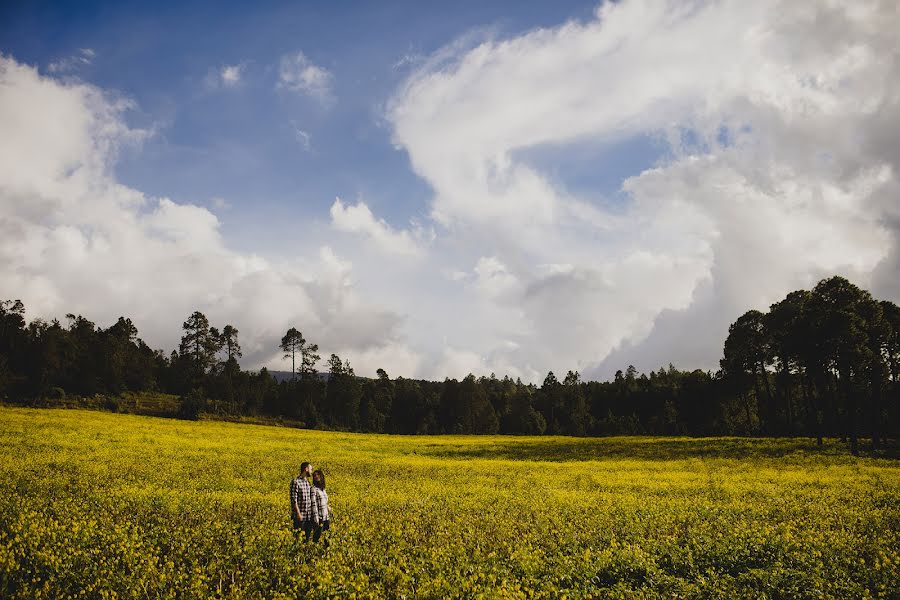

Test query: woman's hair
[312,469,326,490]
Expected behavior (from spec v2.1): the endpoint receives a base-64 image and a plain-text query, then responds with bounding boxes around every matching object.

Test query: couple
[290,462,331,546]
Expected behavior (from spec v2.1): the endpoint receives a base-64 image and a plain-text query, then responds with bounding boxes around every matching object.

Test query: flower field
[0,407,898,598]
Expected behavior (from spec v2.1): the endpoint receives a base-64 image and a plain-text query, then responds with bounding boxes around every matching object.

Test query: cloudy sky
[1,0,898,382]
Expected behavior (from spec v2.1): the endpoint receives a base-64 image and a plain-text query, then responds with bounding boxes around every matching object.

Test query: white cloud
[48,48,95,73]
[277,51,333,103]
[330,197,423,257]
[291,121,312,151]
[5,0,900,384]
[473,256,519,300]
[220,64,243,87]
[387,0,900,379]
[0,55,402,372]
[204,62,247,90]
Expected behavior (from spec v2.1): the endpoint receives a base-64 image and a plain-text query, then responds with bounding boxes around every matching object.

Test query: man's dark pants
[292,517,315,541]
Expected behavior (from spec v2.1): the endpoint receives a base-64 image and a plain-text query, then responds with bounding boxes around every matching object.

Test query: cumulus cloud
[277,51,333,103]
[387,0,900,379]
[0,55,401,371]
[330,197,424,257]
[473,256,519,300]
[5,0,900,384]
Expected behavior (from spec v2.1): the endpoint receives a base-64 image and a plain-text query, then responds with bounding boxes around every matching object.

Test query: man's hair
[300,462,311,473]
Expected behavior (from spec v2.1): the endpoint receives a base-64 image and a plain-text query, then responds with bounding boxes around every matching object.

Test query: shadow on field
[416,437,864,462]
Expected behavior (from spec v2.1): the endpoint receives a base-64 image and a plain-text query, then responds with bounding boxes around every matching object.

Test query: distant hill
[254,370,330,383]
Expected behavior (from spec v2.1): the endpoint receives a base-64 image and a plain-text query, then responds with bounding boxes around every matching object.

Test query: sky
[1,0,898,382]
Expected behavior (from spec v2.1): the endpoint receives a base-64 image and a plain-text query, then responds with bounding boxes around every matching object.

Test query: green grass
[0,407,897,598]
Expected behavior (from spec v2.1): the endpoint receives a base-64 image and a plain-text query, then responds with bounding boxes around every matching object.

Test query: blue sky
[1,0,897,381]
[2,0,639,250]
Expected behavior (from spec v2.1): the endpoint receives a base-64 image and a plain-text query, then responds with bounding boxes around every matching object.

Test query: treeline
[0,276,897,451]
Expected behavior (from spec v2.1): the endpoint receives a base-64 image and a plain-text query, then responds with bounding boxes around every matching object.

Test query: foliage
[179,388,207,420]
[0,274,898,445]
[0,407,897,598]
[280,328,319,380]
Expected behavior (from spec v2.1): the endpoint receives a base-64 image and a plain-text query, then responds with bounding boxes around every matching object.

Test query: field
[0,407,898,599]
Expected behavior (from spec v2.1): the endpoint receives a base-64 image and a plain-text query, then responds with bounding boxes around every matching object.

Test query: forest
[1,275,897,453]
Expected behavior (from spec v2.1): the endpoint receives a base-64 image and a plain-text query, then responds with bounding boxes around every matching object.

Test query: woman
[311,469,331,547]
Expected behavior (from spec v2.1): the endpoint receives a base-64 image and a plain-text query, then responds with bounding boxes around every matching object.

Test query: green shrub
[178,389,206,420]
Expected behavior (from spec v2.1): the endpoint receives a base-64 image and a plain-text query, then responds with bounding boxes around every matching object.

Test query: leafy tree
[806,277,873,454]
[325,354,361,429]
[560,370,589,436]
[502,380,545,434]
[883,301,900,385]
[766,290,812,434]
[455,374,498,434]
[300,342,321,379]
[359,368,393,432]
[392,377,426,434]
[280,327,319,379]
[219,325,242,363]
[0,299,27,398]
[179,311,220,379]
[2,274,897,445]
[721,310,774,433]
[280,327,304,379]
[537,371,563,434]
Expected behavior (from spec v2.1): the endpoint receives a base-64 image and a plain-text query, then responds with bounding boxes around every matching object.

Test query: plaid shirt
[313,487,329,521]
[290,476,319,523]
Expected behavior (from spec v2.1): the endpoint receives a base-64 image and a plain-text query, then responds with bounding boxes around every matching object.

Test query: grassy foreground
[0,408,897,599]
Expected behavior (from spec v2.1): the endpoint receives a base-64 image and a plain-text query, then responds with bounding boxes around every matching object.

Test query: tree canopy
[0,275,897,451]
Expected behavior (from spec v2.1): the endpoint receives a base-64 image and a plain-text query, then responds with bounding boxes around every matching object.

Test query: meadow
[0,407,897,599]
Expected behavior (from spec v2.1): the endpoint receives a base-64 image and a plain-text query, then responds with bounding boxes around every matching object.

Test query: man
[290,461,319,541]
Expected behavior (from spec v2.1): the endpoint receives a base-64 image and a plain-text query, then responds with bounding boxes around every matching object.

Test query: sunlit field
[1,407,897,598]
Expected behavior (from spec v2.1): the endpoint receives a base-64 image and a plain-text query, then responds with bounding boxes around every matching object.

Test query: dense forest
[1,275,897,453]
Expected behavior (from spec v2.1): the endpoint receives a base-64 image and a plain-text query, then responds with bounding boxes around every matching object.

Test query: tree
[278,328,320,380]
[392,377,427,434]
[280,328,305,378]
[882,301,900,442]
[104,317,139,393]
[179,311,220,379]
[219,325,242,363]
[360,368,392,432]
[537,371,563,434]
[325,354,361,428]
[721,310,773,433]
[65,314,101,395]
[883,301,900,385]
[766,290,812,434]
[806,277,874,455]
[560,370,589,436]
[859,298,890,451]
[300,342,321,379]
[455,374,498,434]
[374,368,394,418]
[502,383,545,435]
[0,299,27,398]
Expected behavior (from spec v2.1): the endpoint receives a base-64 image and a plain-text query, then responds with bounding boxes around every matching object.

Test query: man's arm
[290,479,302,520]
